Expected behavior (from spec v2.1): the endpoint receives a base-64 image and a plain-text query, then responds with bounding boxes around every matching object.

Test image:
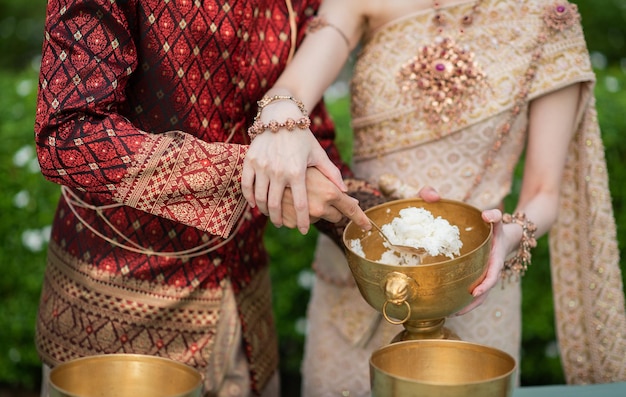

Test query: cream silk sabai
[315,0,625,385]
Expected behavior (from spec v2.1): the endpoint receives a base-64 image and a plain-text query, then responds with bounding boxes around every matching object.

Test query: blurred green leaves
[0,66,59,389]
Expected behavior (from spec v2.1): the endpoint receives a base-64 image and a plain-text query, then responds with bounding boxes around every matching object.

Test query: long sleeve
[35,0,250,237]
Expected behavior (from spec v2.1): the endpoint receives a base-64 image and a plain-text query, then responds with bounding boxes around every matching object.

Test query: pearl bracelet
[501,212,537,282]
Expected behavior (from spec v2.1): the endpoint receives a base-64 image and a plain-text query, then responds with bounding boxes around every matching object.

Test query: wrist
[501,212,537,282]
[502,222,523,256]
[259,99,306,121]
[248,94,311,141]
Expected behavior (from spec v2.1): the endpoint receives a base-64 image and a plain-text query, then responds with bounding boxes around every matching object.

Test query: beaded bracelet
[247,117,311,141]
[501,212,537,282]
[247,95,311,141]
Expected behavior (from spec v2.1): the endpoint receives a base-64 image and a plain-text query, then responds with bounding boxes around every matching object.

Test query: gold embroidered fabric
[37,240,223,369]
[37,241,278,392]
[549,95,626,382]
[304,0,626,393]
[116,131,249,239]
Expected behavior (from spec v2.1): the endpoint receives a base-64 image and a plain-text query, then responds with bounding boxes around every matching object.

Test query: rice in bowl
[350,207,462,265]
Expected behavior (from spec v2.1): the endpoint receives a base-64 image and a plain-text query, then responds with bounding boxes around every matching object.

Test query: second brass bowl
[343,198,492,339]
[370,340,516,397]
[49,354,203,397]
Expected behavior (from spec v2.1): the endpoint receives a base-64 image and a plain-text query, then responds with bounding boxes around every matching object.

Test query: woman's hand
[415,185,441,203]
[407,185,506,314]
[453,209,508,315]
[396,182,510,315]
[242,102,347,235]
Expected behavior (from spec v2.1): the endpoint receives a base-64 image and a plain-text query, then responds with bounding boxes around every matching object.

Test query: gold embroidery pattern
[350,0,593,161]
[550,101,626,383]
[544,1,580,31]
[235,267,278,392]
[397,37,486,125]
[116,131,248,238]
[36,241,222,368]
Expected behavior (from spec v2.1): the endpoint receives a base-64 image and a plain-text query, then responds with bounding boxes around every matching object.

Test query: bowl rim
[49,353,204,397]
[370,339,517,386]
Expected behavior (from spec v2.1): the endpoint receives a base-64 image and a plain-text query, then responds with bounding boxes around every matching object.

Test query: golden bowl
[343,198,492,340]
[370,340,516,397]
[49,354,203,397]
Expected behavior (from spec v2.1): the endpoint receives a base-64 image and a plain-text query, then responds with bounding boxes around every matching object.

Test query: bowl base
[391,326,460,343]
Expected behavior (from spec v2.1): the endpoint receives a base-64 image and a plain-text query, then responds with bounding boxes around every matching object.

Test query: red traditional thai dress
[34,0,342,394]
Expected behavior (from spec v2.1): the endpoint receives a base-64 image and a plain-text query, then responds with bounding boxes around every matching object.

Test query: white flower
[12,145,34,167]
[13,190,30,208]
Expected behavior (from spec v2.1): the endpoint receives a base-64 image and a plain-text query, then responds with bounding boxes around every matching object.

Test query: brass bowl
[49,354,203,397]
[370,340,516,397]
[343,198,492,340]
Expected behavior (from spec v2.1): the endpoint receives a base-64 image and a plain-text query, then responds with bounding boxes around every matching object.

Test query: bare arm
[465,83,583,310]
[242,0,369,233]
[271,0,366,109]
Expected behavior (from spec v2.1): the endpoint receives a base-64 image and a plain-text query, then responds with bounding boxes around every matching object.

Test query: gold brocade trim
[62,186,245,258]
[36,240,222,368]
[397,37,487,125]
[351,0,594,163]
[37,241,282,391]
[353,113,439,159]
[549,96,626,383]
[235,267,278,392]
[115,130,249,239]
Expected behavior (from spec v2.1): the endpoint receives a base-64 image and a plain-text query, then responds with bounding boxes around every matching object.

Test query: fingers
[282,208,336,229]
[470,209,506,297]
[417,185,441,202]
[282,181,311,234]
[242,129,337,234]
[281,188,341,230]
[241,158,257,208]
[281,186,330,229]
[242,144,310,229]
[333,193,371,231]
[471,256,501,297]
[455,208,507,315]
[253,173,271,218]
[454,292,490,316]
[313,152,348,192]
[265,179,286,228]
[481,208,503,223]
[243,154,273,216]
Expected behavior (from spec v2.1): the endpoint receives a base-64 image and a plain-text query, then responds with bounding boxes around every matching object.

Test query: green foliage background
[0,0,625,394]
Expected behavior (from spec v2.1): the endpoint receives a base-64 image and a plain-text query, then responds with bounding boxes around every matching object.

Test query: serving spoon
[368,218,427,257]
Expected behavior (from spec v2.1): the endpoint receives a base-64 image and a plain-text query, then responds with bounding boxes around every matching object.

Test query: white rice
[349,207,462,265]
[349,237,366,257]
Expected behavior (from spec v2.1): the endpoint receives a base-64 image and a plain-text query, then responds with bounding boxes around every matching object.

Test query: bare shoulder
[319,0,368,16]
[317,0,369,43]
[361,0,432,33]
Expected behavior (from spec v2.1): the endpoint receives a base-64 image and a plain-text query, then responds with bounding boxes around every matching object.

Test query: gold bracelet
[501,212,537,282]
[248,95,309,141]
